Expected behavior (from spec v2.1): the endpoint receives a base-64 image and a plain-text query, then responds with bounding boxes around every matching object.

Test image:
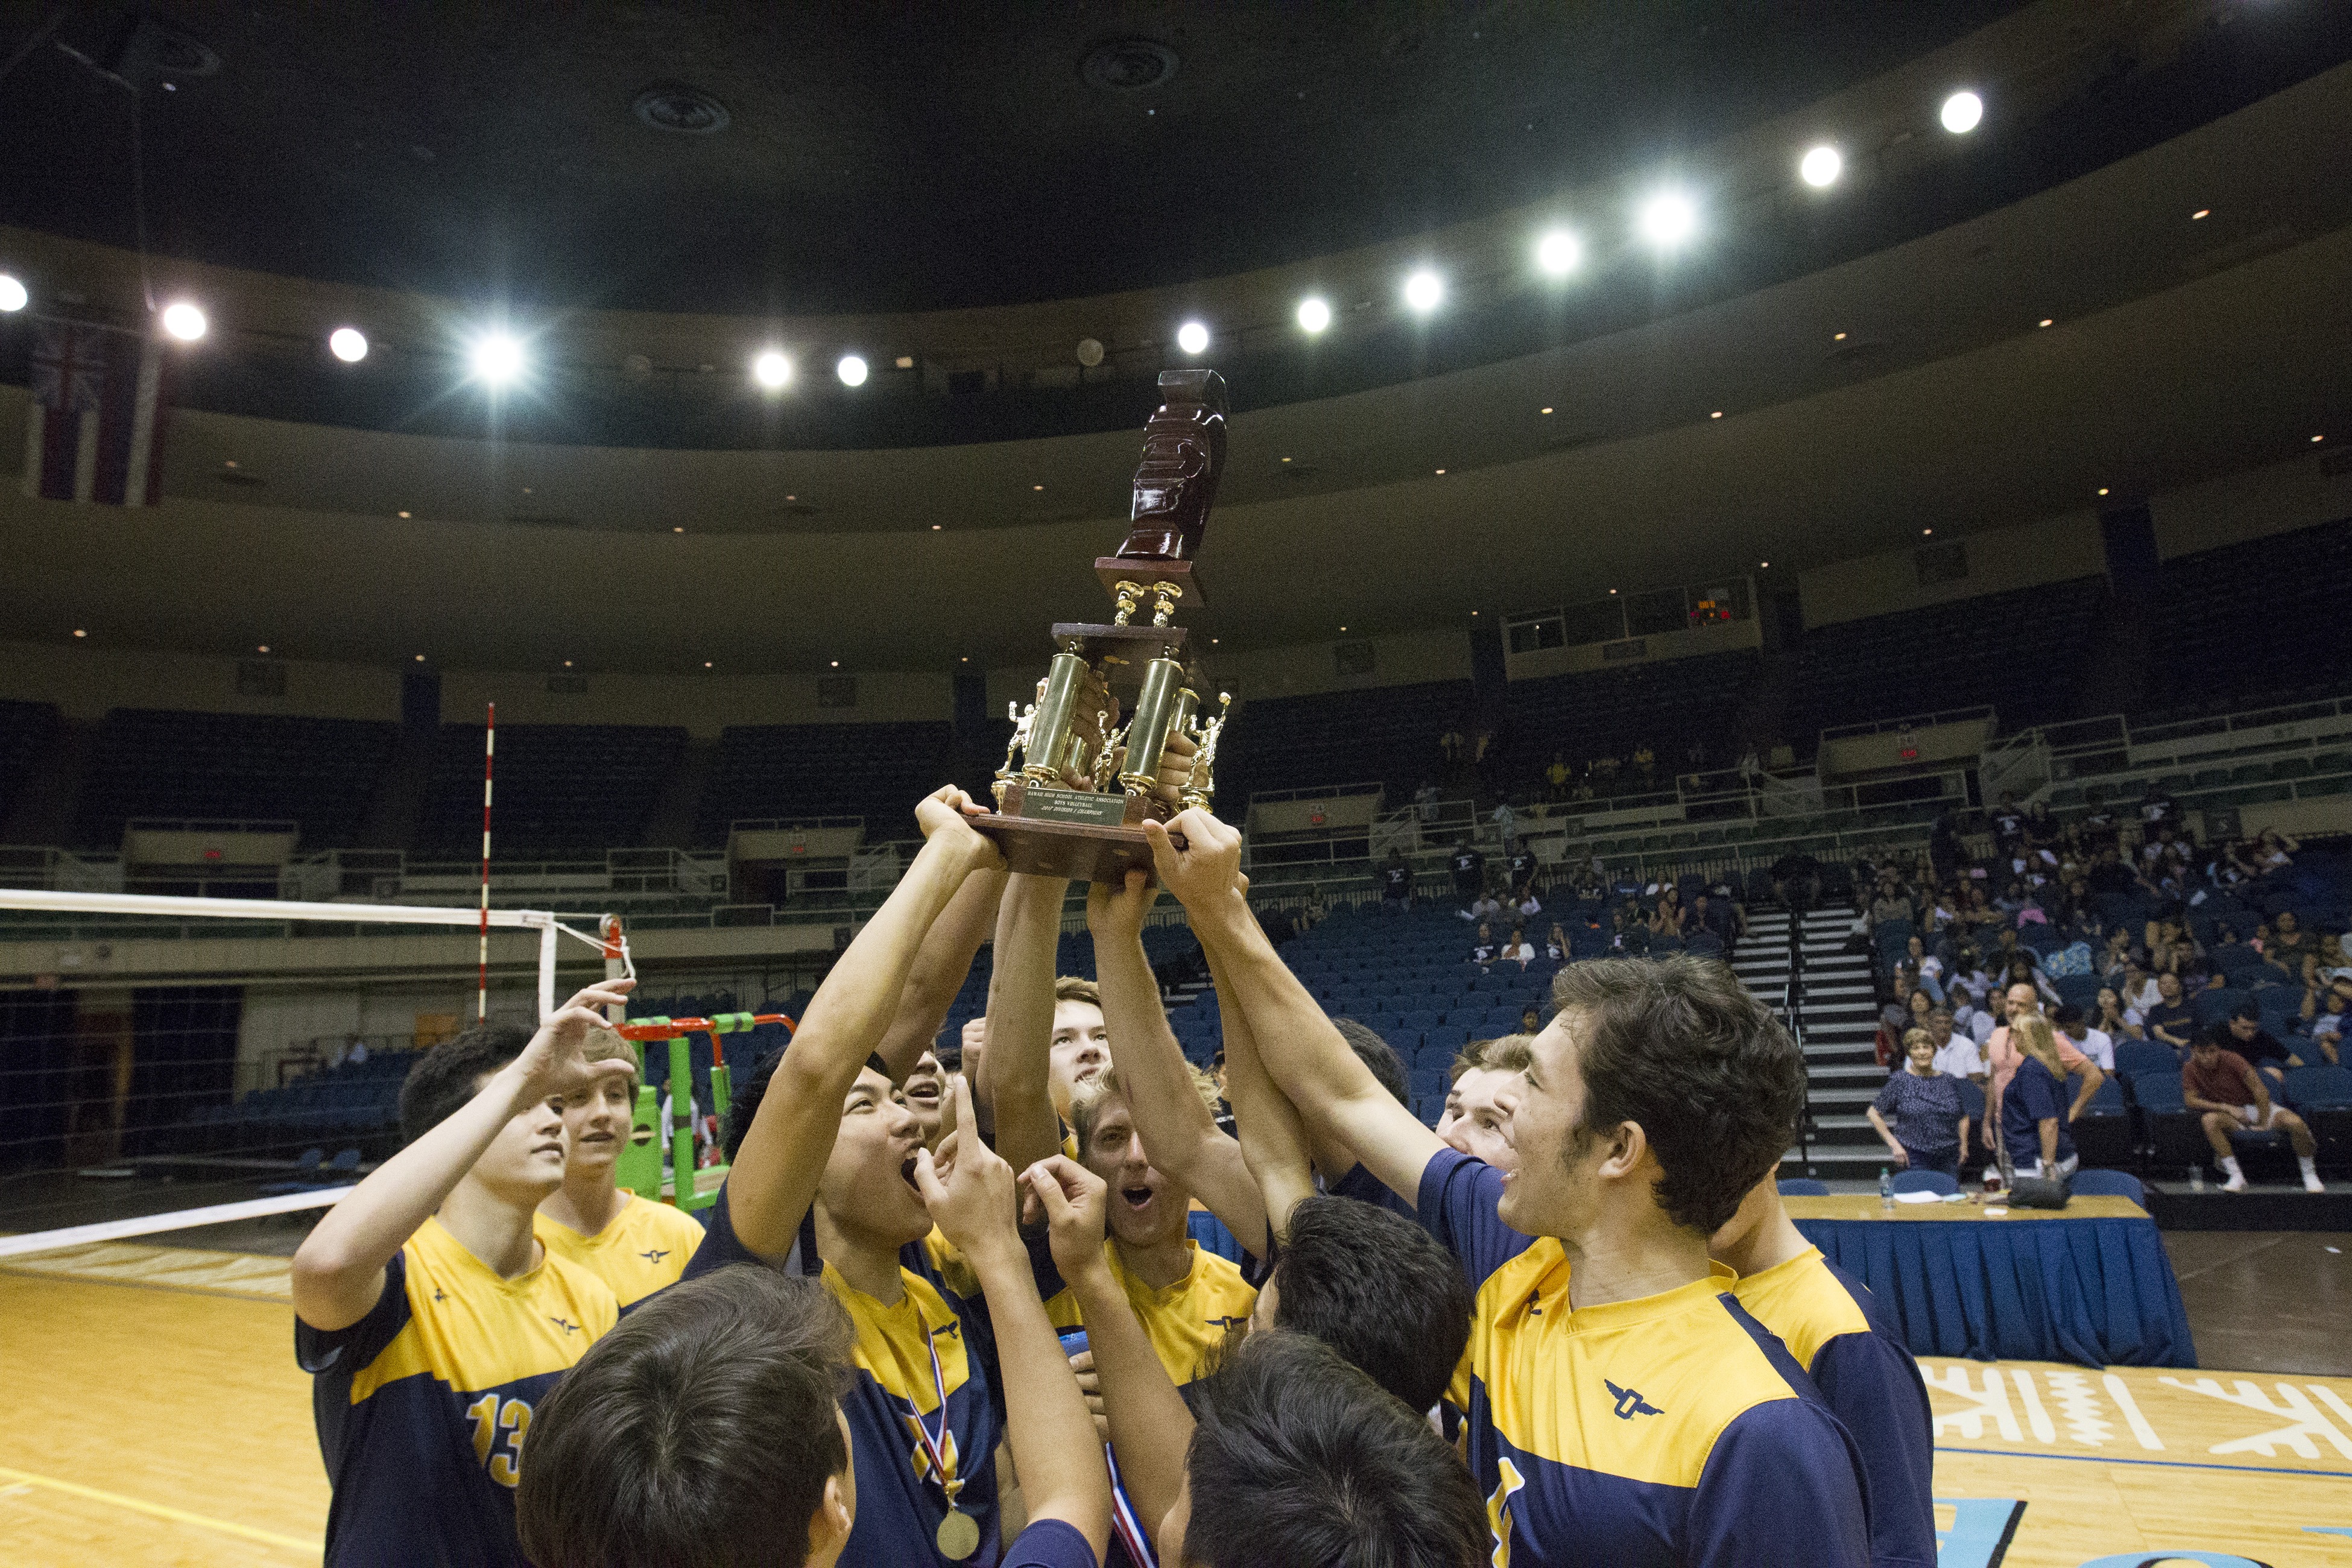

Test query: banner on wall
[22,316,169,506]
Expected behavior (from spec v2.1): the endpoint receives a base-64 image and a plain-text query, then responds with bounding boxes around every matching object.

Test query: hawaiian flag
[22,317,169,505]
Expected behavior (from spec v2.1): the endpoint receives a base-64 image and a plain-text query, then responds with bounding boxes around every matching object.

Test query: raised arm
[1204,918,1317,1239]
[916,1089,1111,1561]
[2064,1060,2105,1123]
[981,872,1073,1175]
[872,864,1007,1082]
[1146,810,1447,1207]
[725,789,1003,1260]
[291,980,634,1332]
[1028,1154,1193,1544]
[1087,870,1268,1256]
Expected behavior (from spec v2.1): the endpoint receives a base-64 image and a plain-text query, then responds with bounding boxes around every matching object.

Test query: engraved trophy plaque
[976,368,1233,883]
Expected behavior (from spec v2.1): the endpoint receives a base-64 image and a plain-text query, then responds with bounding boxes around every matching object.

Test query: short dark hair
[517,1266,853,1568]
[1331,1017,1409,1106]
[1549,955,1805,1234]
[722,1044,789,1162]
[399,1022,533,1145]
[1183,1331,1487,1568]
[2230,1002,2261,1025]
[2051,1004,2086,1028]
[1269,1197,1472,1413]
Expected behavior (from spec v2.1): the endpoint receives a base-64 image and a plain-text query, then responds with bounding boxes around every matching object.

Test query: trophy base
[974,782,1160,884]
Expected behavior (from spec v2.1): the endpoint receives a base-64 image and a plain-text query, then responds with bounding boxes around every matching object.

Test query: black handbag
[1997,1147,2071,1210]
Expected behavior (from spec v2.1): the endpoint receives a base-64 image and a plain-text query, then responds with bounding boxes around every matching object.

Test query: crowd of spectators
[1857,784,2348,1188]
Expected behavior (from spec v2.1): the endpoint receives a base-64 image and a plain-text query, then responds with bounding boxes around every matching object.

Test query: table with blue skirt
[1783,1195,2196,1367]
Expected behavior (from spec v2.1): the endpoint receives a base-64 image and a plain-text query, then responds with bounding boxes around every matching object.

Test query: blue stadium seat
[2281,1066,2352,1110]
[2068,1169,2146,1204]
[2116,1042,2181,1081]
[1777,1178,1830,1197]
[1889,1169,1959,1196]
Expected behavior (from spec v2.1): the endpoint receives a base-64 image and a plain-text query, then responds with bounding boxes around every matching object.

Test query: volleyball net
[0,888,641,1260]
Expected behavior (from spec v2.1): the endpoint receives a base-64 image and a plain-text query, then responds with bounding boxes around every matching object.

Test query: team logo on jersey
[549,1315,581,1335]
[1605,1379,1662,1419]
[1206,1314,1251,1332]
[638,1248,670,1264]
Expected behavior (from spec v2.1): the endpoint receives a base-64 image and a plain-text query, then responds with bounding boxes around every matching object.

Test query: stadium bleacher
[0,699,60,826]
[1215,679,1473,805]
[73,708,403,849]
[2147,517,2352,713]
[1499,651,1758,789]
[1796,577,2108,737]
[692,722,957,844]
[414,722,689,857]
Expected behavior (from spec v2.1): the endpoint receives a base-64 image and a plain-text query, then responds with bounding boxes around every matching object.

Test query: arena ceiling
[1,9,2349,681]
[4,1,2034,315]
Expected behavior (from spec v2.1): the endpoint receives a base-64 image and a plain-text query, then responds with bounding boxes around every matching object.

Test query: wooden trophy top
[1094,368,1226,605]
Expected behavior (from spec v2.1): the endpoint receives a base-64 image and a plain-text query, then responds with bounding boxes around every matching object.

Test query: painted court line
[0,1462,322,1555]
[1936,1445,2352,1481]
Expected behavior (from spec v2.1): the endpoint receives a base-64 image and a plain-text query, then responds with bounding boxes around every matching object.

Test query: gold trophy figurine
[979,368,1232,883]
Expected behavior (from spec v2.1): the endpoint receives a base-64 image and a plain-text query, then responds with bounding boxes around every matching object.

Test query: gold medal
[935,1506,982,1561]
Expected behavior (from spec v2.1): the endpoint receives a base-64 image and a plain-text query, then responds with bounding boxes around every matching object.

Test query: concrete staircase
[1733,908,1894,1181]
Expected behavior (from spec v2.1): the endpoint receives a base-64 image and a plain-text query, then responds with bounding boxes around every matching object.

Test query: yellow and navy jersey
[1028,1232,1257,1388]
[1733,1247,1935,1568]
[296,1216,619,1568]
[534,1192,706,1309]
[687,1186,1006,1567]
[1417,1149,1871,1567]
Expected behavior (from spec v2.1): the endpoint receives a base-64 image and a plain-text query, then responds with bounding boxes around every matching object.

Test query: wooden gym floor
[5,1239,2352,1566]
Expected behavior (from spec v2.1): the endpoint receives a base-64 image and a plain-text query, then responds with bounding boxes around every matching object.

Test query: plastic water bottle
[1880,1168,1895,1209]
[2188,1164,2204,1194]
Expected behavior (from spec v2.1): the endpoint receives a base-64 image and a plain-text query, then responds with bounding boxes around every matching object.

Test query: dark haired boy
[1149,809,1873,1567]
[290,982,635,1567]
[519,1075,1112,1568]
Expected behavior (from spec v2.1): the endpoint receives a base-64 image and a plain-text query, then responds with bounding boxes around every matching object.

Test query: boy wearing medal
[678,787,1022,1565]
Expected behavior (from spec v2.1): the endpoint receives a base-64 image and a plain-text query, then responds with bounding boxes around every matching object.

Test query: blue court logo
[1605,1379,1663,1420]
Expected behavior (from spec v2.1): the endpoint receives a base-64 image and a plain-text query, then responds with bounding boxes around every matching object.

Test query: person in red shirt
[2182,1037,2324,1193]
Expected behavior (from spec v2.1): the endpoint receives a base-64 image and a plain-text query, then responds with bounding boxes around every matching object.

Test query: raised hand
[1086,865,1162,940]
[1024,1153,1111,1287]
[514,979,638,1104]
[915,785,1005,874]
[912,1078,1021,1265]
[1141,807,1244,914]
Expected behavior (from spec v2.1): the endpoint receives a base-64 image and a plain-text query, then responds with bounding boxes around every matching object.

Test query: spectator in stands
[1414,779,1440,823]
[2131,971,2199,1052]
[1762,849,1815,914]
[1510,882,1543,921]
[1690,893,1736,955]
[1927,1008,1985,1082]
[2218,1004,2307,1078]
[1610,904,1650,955]
[1461,890,1502,925]
[1468,922,1499,966]
[2139,780,2181,832]
[1869,877,1915,928]
[2000,1015,2080,1182]
[1519,1006,1542,1034]
[1546,751,1570,800]
[1906,935,1944,999]
[2050,1003,2114,1072]
[2321,932,2352,985]
[2004,953,2060,1008]
[2079,788,2121,852]
[1990,794,2027,859]
[1591,750,1620,790]
[1501,926,1535,969]
[1985,984,2102,1155]
[1868,1028,1970,1178]
[2093,985,2143,1043]
[1631,740,1655,788]
[1490,798,1517,852]
[1380,849,1412,911]
[2268,910,2315,970]
[1450,842,1484,902]
[1651,887,1686,941]
[1543,921,1569,963]
[2183,1032,2325,1192]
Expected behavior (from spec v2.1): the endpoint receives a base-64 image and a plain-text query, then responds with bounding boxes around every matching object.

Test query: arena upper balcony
[3,1,2351,681]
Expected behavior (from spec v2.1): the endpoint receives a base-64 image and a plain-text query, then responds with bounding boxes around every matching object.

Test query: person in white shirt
[1927,1010,1986,1082]
[1500,928,1536,968]
[2052,1004,2113,1072]
[1966,990,2005,1049]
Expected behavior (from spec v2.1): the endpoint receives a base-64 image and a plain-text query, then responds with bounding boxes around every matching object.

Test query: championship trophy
[976,368,1233,882]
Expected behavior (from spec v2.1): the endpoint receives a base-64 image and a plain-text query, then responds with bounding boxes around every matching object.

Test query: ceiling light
[1798,145,1842,188]
[329,327,368,362]
[2098,487,2110,496]
[932,523,942,530]
[894,355,915,369]
[1608,590,1616,596]
[1402,270,1443,314]
[2192,209,2210,221]
[829,660,839,668]
[2038,318,2053,328]
[1636,190,1698,248]
[470,331,523,385]
[1032,484,1044,491]
[1434,469,1446,475]
[397,510,411,518]
[1760,562,1769,569]
[0,274,30,312]
[72,628,86,638]
[1540,406,1553,415]
[836,354,868,387]
[161,301,208,341]
[1296,296,1331,334]
[753,350,791,390]
[1833,331,1848,341]
[1710,410,1723,419]
[414,653,425,661]
[1940,90,1984,134]
[1339,625,1347,631]
[257,644,271,653]
[2314,434,2326,443]
[1535,229,1581,276]
[563,660,574,668]
[1923,528,1933,536]
[673,526,684,533]
[703,661,713,668]
[1175,321,1210,355]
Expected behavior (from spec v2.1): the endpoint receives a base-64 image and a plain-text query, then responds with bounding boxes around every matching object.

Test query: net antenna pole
[599,914,627,1023]
[477,701,495,1020]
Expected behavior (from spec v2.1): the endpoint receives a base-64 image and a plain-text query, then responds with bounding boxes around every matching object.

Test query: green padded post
[612,1083,662,1199]
[666,1035,699,1209]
